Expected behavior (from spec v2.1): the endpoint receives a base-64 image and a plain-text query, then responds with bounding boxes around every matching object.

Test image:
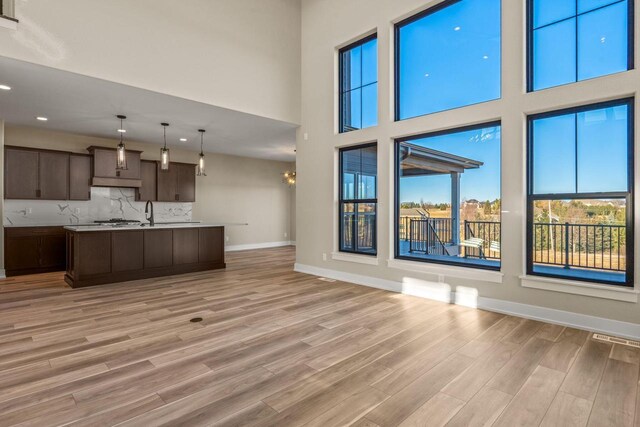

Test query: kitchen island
[64,223,225,288]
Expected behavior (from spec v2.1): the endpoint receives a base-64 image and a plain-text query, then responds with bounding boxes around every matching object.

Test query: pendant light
[116,115,127,170]
[160,122,170,171]
[197,129,207,176]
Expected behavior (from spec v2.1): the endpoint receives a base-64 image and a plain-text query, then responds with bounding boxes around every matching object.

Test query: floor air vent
[318,277,336,283]
[593,333,640,348]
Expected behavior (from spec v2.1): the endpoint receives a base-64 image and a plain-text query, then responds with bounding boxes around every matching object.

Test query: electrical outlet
[74,208,80,215]
[225,236,230,242]
[26,208,32,214]
[284,232,288,238]
[322,253,327,261]
[303,132,309,141]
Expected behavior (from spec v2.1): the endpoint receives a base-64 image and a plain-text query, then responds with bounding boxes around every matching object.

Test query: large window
[395,123,501,270]
[395,0,501,121]
[339,34,378,133]
[339,144,377,255]
[527,99,633,285]
[529,0,633,91]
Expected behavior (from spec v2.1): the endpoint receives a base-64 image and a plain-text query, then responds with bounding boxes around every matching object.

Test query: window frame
[393,121,503,271]
[338,142,378,256]
[526,98,635,286]
[338,33,378,134]
[394,0,502,121]
[526,0,635,92]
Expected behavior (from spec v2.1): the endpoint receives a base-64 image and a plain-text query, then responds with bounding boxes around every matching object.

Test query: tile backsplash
[4,187,192,226]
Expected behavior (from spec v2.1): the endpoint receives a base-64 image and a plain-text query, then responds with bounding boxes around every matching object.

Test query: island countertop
[63,222,236,232]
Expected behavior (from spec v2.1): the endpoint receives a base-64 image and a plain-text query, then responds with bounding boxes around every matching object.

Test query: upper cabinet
[5,147,69,200]
[157,162,196,202]
[136,160,158,202]
[87,146,142,188]
[69,154,92,201]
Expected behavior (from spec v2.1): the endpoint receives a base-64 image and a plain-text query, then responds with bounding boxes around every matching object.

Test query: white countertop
[64,223,231,232]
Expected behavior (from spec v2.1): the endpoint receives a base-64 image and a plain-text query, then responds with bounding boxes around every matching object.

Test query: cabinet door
[92,149,118,178]
[112,231,144,272]
[5,236,41,271]
[5,148,39,199]
[118,151,141,179]
[137,160,157,201]
[40,234,66,269]
[157,167,177,202]
[144,230,173,268]
[39,151,69,200]
[176,163,196,202]
[199,227,224,263]
[69,154,92,200]
[173,228,199,265]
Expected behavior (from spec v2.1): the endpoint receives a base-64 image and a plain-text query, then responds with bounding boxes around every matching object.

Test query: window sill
[387,258,503,284]
[0,15,18,30]
[520,275,638,303]
[331,251,379,266]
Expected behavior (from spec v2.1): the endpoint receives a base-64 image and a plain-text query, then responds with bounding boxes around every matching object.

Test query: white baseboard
[226,241,295,252]
[294,263,640,341]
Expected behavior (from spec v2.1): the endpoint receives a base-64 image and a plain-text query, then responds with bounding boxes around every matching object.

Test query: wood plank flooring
[0,246,637,426]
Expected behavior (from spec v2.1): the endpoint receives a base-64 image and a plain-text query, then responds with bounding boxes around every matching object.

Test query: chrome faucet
[145,200,154,226]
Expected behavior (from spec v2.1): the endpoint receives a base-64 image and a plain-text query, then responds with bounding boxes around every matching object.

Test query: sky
[400,126,501,204]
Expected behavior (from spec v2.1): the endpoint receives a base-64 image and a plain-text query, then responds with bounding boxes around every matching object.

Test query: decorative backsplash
[4,187,193,226]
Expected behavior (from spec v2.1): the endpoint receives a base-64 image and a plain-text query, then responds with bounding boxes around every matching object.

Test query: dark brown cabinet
[157,162,196,202]
[39,151,69,200]
[5,147,93,201]
[137,160,158,201]
[87,146,142,188]
[5,147,69,200]
[5,148,38,199]
[69,154,92,201]
[65,226,225,288]
[5,227,66,276]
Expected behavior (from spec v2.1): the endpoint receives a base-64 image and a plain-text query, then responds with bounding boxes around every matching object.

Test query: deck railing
[408,218,450,255]
[342,212,376,251]
[464,220,501,260]
[532,222,626,272]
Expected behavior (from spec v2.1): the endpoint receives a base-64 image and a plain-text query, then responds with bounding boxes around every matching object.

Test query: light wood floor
[0,246,637,426]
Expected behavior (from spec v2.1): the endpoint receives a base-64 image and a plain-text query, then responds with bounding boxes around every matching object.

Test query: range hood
[87,146,143,188]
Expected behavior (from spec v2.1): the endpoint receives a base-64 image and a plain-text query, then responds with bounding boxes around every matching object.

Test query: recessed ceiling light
[36,116,48,121]
[0,84,11,91]
[454,26,461,31]
[180,138,187,142]
[117,129,127,133]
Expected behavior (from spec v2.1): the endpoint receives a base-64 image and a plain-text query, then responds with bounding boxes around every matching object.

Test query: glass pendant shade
[115,115,127,170]
[197,153,206,176]
[197,129,207,176]
[160,147,170,170]
[160,123,170,171]
[116,142,127,170]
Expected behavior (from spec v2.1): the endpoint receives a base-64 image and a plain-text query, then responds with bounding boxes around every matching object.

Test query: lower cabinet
[5,227,66,276]
[65,226,225,288]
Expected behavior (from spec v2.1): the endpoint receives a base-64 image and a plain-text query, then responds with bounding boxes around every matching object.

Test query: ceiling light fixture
[283,171,296,186]
[180,138,187,142]
[36,116,48,121]
[160,123,170,171]
[197,129,207,177]
[116,115,128,170]
[0,84,11,91]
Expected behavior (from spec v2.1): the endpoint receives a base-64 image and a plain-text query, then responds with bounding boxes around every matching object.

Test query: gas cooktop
[93,218,141,226]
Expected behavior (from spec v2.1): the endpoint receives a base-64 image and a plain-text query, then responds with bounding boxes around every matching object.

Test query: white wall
[4,125,294,249]
[297,0,640,328]
[0,0,301,125]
